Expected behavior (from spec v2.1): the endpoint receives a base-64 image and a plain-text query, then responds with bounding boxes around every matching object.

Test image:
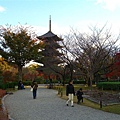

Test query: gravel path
[4,87,120,120]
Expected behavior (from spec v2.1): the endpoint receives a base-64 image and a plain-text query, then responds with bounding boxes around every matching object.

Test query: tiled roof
[37,31,57,39]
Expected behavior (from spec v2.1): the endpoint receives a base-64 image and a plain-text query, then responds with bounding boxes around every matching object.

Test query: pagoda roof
[37,30,57,39]
[37,16,62,41]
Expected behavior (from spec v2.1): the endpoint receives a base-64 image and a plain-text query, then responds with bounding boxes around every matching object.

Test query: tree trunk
[70,65,73,81]
[90,73,94,90]
[62,75,66,86]
[18,65,22,81]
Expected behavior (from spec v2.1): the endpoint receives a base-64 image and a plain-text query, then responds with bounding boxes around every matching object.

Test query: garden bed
[0,89,8,120]
[84,90,120,106]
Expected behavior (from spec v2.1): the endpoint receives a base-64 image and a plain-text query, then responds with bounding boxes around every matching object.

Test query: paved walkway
[4,87,120,120]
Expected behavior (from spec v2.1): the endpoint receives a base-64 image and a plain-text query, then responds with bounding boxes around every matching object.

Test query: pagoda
[37,16,63,80]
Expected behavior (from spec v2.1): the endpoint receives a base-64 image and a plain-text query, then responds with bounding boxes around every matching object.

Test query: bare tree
[63,25,120,89]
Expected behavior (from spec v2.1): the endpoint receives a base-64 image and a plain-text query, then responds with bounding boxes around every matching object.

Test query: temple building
[36,16,63,80]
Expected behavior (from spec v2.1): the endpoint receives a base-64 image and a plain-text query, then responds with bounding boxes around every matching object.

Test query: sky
[0,0,120,36]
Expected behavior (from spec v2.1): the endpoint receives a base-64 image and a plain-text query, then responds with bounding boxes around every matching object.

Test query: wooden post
[58,87,60,95]
[60,88,63,97]
[100,100,102,108]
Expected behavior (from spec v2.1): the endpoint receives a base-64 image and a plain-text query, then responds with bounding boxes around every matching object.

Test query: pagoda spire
[49,15,51,31]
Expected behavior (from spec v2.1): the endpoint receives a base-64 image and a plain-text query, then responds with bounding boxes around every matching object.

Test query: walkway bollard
[61,88,63,97]
[58,88,60,95]
[98,92,103,108]
[100,100,102,108]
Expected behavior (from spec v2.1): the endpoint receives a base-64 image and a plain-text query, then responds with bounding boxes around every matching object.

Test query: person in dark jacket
[18,81,25,90]
[18,81,22,90]
[76,88,83,104]
[66,80,75,107]
[31,80,38,99]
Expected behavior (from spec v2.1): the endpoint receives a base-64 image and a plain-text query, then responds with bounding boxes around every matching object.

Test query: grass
[102,104,120,114]
[54,85,120,115]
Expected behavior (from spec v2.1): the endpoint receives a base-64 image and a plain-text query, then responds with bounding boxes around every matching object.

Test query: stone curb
[2,94,14,120]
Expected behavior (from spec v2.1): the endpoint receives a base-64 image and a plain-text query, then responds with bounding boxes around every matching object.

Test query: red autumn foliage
[23,71,39,81]
[0,89,6,98]
[106,53,120,78]
[37,71,56,80]
[0,89,8,120]
[2,71,16,83]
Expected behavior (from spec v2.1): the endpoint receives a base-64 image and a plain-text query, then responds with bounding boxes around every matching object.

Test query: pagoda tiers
[36,16,63,80]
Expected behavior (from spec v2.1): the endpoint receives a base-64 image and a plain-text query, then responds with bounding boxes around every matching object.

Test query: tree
[0,24,43,81]
[23,64,39,81]
[106,53,120,80]
[63,25,120,89]
[0,57,11,72]
[57,40,76,84]
[0,57,15,84]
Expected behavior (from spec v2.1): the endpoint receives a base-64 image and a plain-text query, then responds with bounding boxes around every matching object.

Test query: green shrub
[34,77,45,84]
[96,82,120,90]
[6,82,17,88]
[73,80,86,84]
[23,81,32,86]
[0,83,6,89]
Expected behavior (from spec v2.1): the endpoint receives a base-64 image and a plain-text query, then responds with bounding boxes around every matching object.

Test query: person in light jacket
[31,80,38,99]
[66,80,75,107]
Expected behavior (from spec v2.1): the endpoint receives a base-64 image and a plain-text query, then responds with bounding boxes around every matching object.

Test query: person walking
[66,80,75,107]
[76,88,83,104]
[31,80,38,99]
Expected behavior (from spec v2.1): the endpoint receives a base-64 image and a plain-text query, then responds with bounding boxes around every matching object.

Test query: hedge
[73,80,86,84]
[96,82,120,90]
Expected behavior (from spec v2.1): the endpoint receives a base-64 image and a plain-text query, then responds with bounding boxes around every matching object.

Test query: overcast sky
[0,0,120,36]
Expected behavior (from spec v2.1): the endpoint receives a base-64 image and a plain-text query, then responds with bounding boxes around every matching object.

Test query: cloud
[0,6,5,12]
[73,19,120,36]
[95,0,120,10]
